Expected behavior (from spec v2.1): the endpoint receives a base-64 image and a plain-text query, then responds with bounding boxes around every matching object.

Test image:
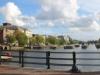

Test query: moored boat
[33,46,42,49]
[64,45,74,49]
[81,45,87,49]
[74,44,80,47]
[95,43,100,49]
[49,46,56,49]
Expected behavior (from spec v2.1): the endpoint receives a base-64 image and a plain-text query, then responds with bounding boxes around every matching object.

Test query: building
[0,23,32,44]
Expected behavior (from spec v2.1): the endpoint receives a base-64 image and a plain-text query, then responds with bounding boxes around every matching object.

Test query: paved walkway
[0,65,100,75]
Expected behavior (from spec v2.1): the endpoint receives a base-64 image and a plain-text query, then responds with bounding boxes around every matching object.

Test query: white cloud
[1,0,100,41]
[78,0,100,13]
[0,2,36,27]
[90,21,100,31]
[37,0,78,20]
[74,16,93,28]
[0,2,23,26]
[36,0,100,32]
[47,21,54,27]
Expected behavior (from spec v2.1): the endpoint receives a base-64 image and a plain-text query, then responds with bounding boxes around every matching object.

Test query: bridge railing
[0,50,100,72]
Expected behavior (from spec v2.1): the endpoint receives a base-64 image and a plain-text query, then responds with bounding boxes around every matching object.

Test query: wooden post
[46,51,50,69]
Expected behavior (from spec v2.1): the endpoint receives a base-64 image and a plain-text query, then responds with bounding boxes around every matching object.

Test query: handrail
[1,50,100,72]
[76,58,100,60]
[77,64,100,66]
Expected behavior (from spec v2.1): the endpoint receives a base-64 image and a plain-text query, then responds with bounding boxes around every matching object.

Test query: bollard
[46,51,50,69]
[70,52,80,73]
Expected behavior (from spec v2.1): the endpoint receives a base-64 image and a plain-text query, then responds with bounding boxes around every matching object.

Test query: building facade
[0,23,32,44]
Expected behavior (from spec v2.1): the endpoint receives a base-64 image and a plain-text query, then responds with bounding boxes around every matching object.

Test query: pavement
[0,65,100,75]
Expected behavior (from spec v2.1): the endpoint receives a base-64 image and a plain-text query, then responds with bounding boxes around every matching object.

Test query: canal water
[4,44,100,72]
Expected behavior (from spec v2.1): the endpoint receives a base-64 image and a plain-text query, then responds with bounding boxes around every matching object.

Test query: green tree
[46,36,57,45]
[0,26,4,30]
[15,30,28,46]
[29,37,36,45]
[35,35,45,45]
[6,35,16,44]
[58,38,66,45]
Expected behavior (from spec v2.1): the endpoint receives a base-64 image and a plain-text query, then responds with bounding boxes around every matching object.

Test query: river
[3,44,100,72]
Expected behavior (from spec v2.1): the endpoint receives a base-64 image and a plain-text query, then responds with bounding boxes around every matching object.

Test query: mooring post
[46,51,50,69]
[70,51,80,73]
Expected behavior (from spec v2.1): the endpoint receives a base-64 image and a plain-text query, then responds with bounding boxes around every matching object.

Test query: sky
[0,0,100,41]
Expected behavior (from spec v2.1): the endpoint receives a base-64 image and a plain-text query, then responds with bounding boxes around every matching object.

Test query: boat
[24,46,32,49]
[49,46,56,49]
[95,43,100,49]
[64,45,74,49]
[74,44,80,47]
[49,45,57,49]
[81,45,87,49]
[33,46,42,49]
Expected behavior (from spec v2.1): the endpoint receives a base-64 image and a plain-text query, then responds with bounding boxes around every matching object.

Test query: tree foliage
[29,37,36,45]
[46,36,57,45]
[6,35,16,44]
[58,38,66,45]
[14,30,28,46]
[30,35,45,45]
[35,35,45,44]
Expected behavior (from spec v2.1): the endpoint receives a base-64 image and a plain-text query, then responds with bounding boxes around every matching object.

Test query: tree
[29,37,36,45]
[46,36,57,45]
[58,38,66,45]
[35,35,45,45]
[6,35,16,44]
[0,26,4,30]
[15,30,28,46]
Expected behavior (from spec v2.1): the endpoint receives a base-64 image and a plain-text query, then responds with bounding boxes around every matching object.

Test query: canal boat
[64,45,74,49]
[95,43,100,49]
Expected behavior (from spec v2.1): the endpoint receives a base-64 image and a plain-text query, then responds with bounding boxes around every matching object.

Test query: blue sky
[0,0,100,41]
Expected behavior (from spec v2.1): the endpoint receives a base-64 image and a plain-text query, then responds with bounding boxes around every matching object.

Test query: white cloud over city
[0,0,100,40]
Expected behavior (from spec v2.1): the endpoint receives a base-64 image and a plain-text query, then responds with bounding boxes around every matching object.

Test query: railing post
[0,49,2,64]
[19,51,21,64]
[46,51,50,69]
[21,50,24,67]
[70,51,80,73]
[0,46,3,64]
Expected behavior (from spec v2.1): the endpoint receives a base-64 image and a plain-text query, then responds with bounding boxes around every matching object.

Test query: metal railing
[0,50,100,73]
